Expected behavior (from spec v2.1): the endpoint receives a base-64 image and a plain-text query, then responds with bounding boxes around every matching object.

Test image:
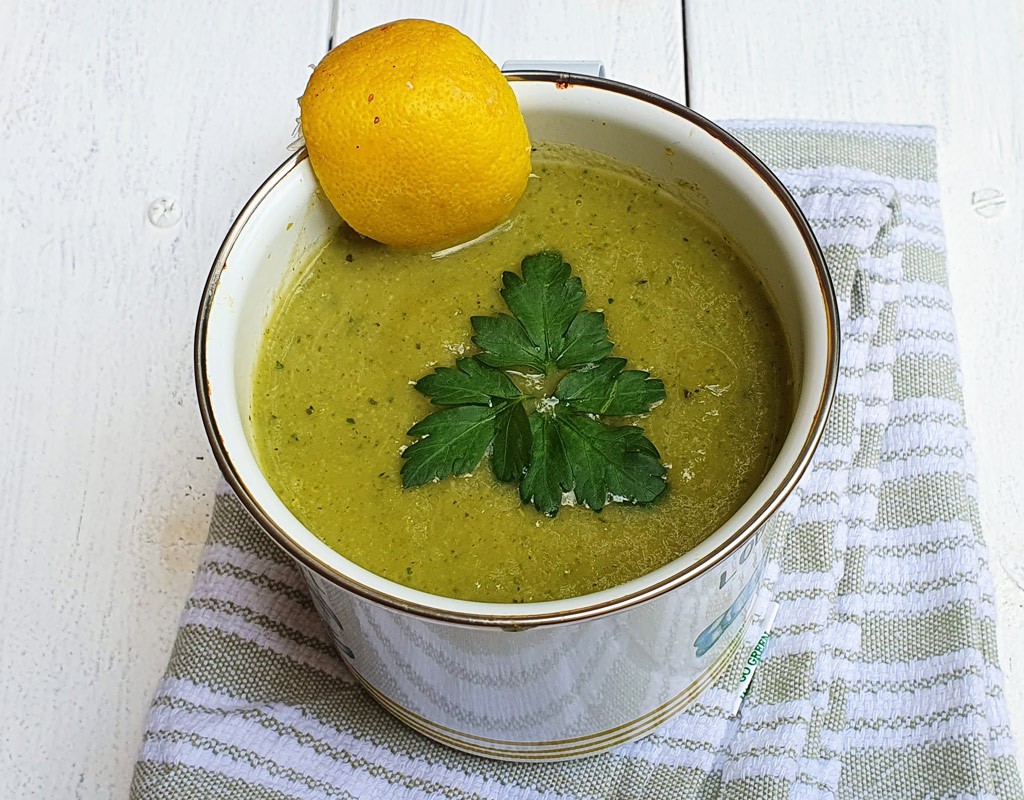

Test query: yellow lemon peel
[300,19,532,250]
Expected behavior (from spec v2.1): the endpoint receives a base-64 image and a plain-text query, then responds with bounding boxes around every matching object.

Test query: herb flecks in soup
[252,143,792,603]
[403,250,668,516]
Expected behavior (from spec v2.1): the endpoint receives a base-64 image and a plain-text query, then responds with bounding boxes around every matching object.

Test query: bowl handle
[501,60,606,77]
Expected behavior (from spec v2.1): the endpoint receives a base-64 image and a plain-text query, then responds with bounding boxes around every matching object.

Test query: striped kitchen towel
[131,122,1023,799]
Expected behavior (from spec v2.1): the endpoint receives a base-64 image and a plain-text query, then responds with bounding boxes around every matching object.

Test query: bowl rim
[195,71,840,628]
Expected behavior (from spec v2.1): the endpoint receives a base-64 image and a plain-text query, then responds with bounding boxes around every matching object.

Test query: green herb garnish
[401,251,667,516]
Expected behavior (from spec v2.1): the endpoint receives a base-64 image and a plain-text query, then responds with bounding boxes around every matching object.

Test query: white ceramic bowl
[196,73,839,760]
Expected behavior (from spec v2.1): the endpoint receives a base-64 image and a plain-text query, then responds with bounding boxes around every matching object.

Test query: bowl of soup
[196,73,839,761]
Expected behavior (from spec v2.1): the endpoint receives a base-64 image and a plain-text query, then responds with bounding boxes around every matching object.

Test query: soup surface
[252,143,792,603]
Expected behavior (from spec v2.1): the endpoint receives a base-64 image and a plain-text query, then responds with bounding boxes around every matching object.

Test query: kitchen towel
[131,122,1023,800]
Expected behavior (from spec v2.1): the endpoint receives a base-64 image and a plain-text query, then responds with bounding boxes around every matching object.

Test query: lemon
[300,19,532,250]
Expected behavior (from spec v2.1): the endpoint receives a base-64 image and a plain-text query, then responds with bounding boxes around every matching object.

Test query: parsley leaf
[553,309,613,369]
[492,402,533,483]
[555,358,666,415]
[555,414,667,512]
[519,413,573,515]
[403,251,668,515]
[401,404,508,488]
[501,251,585,365]
[415,358,523,406]
[471,313,546,373]
[472,251,613,373]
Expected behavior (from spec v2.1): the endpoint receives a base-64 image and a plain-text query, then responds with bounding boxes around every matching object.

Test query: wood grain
[686,0,1024,748]
[0,2,330,796]
[2,1,1021,795]
[334,1,686,101]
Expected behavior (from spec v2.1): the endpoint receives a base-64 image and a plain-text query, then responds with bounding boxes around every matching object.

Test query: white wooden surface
[336,1,685,100]
[1,1,1021,796]
[0,2,330,795]
[685,0,1024,759]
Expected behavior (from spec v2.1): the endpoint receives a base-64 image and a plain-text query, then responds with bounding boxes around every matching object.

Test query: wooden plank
[334,1,687,101]
[686,0,1024,744]
[0,2,331,796]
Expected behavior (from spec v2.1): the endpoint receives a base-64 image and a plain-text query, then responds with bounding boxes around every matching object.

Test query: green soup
[252,143,792,603]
